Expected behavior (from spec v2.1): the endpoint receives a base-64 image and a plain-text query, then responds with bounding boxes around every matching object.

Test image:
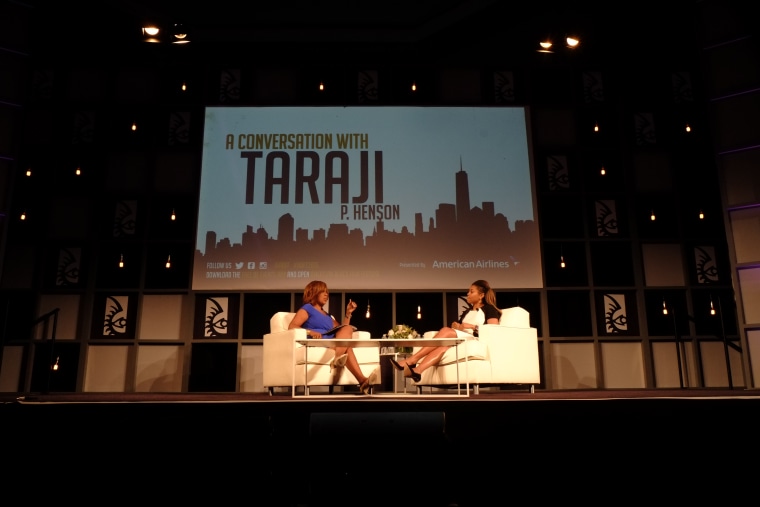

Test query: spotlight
[365,301,371,319]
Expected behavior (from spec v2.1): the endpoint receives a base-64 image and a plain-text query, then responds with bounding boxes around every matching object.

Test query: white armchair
[262,312,381,395]
[414,306,540,394]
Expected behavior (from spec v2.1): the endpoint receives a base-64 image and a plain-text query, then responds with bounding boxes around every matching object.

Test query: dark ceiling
[27,0,710,68]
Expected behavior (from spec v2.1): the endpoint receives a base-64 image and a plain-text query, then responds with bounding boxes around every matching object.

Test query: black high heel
[389,358,404,371]
[402,364,422,382]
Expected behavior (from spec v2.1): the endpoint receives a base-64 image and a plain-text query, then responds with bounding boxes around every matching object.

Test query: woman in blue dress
[289,280,378,394]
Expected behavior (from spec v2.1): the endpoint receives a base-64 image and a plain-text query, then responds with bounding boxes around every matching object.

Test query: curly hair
[302,280,328,305]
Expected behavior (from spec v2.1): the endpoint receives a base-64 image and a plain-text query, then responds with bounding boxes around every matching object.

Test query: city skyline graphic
[193,163,541,290]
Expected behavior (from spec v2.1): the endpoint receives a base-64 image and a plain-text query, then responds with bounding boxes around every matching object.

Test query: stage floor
[4,386,760,404]
[4,388,758,506]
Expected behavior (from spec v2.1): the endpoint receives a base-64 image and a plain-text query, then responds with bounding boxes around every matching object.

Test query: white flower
[387,324,418,339]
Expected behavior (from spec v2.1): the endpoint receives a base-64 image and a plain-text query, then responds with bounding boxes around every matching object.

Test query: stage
[3,389,758,506]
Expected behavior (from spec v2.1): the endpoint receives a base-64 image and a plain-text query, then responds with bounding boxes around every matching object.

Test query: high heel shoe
[330,353,348,371]
[403,364,421,383]
[359,369,378,395]
[389,358,404,371]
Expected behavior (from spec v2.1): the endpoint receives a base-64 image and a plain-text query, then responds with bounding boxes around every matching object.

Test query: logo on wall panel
[595,200,618,237]
[205,297,229,337]
[695,246,718,284]
[672,72,694,104]
[113,200,137,237]
[583,71,604,104]
[357,70,378,103]
[547,155,569,191]
[634,112,656,146]
[56,247,81,286]
[168,111,190,146]
[103,295,129,336]
[604,293,628,334]
[219,69,241,103]
[493,71,515,103]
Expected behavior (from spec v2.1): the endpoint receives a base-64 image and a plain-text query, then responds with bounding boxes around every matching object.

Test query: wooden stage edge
[4,387,760,404]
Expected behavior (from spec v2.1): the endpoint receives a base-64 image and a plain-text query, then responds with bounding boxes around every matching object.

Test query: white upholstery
[262,311,380,394]
[415,306,540,394]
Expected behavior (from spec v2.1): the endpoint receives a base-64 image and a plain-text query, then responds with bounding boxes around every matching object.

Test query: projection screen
[193,106,542,290]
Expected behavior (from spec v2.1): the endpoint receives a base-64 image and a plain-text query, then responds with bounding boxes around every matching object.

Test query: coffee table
[293,337,467,398]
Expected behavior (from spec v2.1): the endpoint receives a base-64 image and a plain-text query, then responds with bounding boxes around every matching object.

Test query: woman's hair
[472,279,499,310]
[303,280,328,305]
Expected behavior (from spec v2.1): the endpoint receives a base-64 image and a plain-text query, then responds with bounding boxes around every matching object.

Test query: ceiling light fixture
[537,40,553,53]
[142,25,161,43]
[172,23,190,44]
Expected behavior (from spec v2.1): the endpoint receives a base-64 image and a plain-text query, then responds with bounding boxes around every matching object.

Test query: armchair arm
[478,324,540,384]
[263,328,307,387]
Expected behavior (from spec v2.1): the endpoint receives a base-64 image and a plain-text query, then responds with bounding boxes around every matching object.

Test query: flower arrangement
[385,324,419,353]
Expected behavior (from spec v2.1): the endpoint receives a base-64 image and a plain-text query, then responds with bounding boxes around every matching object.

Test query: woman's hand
[346,299,357,316]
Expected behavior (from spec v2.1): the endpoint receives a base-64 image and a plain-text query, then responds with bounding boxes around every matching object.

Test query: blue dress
[301,304,337,338]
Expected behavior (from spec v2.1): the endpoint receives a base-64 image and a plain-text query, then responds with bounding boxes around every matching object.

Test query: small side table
[379,351,411,394]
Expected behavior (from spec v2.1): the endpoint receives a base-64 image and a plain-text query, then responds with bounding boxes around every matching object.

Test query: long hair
[302,280,327,306]
[472,279,500,312]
